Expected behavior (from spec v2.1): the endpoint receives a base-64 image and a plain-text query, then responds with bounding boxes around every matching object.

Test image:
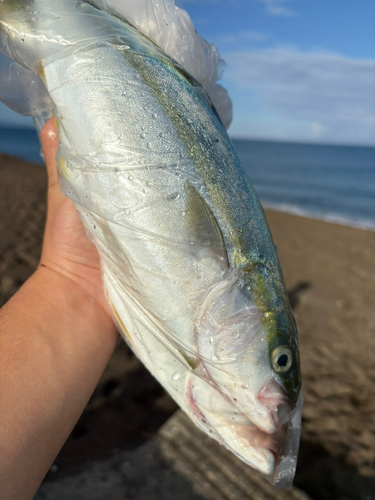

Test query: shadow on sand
[288,281,311,310]
[296,438,375,500]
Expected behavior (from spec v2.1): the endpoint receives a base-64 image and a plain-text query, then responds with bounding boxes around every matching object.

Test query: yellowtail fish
[0,0,302,486]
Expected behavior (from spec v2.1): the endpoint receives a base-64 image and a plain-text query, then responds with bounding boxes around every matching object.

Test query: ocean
[0,127,374,230]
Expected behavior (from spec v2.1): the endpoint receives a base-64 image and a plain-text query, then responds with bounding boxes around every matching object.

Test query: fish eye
[272,346,292,373]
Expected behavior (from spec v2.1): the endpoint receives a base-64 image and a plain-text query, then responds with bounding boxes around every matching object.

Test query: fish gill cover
[0,0,302,487]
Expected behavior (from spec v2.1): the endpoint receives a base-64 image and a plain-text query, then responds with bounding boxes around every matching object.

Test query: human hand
[40,117,112,315]
[0,117,119,500]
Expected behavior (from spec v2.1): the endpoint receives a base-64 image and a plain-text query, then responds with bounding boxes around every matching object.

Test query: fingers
[40,117,59,190]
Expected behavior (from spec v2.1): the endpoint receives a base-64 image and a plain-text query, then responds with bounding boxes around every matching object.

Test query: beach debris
[0,0,302,486]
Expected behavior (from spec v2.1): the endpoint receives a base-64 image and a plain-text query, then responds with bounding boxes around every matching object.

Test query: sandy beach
[1,153,374,500]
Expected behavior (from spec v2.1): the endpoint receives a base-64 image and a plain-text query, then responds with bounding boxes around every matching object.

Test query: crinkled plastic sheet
[0,0,302,487]
[95,0,232,129]
[0,0,232,131]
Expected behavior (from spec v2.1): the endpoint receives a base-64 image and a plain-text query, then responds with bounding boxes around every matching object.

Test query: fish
[0,0,302,486]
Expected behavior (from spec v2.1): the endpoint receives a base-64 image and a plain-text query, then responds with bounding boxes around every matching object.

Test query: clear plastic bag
[0,0,302,486]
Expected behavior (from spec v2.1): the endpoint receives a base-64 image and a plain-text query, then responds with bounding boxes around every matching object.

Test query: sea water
[0,127,42,166]
[233,139,375,231]
[0,127,374,230]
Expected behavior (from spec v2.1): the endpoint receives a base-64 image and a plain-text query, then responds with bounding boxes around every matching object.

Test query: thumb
[40,117,60,191]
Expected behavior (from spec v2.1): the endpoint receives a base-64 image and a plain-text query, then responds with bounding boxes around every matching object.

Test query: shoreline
[262,201,375,232]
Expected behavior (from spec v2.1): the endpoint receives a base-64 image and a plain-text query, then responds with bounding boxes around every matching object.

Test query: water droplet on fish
[167,193,180,201]
[202,239,210,246]
[180,211,186,217]
[140,133,146,139]
[289,467,296,473]
[211,355,218,362]
[151,113,157,119]
[172,373,180,381]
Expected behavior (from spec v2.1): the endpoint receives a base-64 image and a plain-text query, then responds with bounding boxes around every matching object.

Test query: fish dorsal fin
[185,184,229,265]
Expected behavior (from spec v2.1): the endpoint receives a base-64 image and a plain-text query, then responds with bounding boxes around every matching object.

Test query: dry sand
[0,154,374,500]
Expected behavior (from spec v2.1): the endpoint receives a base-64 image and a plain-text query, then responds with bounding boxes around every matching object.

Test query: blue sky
[1,0,375,145]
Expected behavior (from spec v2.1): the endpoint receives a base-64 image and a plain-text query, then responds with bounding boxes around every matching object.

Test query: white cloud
[257,0,294,16]
[225,48,375,144]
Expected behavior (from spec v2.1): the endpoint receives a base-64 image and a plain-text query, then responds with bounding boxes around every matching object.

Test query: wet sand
[1,154,374,500]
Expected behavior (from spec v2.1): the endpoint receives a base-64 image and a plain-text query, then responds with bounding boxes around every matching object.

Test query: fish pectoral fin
[185,184,229,265]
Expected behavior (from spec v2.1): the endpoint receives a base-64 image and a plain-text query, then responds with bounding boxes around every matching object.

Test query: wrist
[33,264,118,343]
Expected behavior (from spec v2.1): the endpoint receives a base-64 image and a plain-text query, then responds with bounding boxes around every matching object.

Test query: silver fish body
[0,0,302,485]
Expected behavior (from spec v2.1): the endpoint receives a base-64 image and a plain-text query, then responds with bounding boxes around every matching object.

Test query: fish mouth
[253,380,302,485]
[228,387,302,484]
[257,379,293,432]
[187,375,302,485]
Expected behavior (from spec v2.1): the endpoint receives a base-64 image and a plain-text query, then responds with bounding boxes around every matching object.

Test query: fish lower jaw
[232,437,276,475]
[187,377,282,477]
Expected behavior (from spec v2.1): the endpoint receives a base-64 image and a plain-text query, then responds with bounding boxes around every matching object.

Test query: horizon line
[1,125,374,149]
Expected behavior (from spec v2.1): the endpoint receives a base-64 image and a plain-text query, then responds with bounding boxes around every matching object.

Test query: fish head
[194,270,302,484]
[243,261,301,409]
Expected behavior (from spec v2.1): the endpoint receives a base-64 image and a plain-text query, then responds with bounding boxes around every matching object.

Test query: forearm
[0,267,118,500]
